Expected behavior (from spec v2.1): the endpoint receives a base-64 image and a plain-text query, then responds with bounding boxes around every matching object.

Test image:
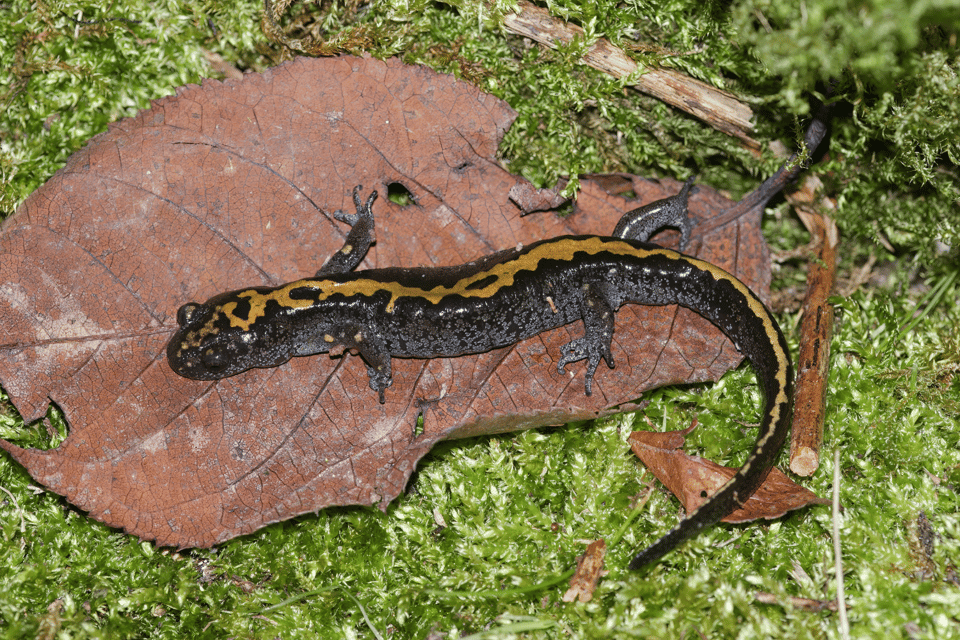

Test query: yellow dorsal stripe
[221,237,662,330]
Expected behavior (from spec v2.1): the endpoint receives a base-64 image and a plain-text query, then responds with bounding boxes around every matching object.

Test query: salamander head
[166,289,293,380]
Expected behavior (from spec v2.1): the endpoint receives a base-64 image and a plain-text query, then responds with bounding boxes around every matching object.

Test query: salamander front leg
[557,283,616,395]
[352,331,393,404]
[316,185,379,277]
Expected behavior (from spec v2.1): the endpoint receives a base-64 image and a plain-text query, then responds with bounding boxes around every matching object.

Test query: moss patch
[1,0,958,638]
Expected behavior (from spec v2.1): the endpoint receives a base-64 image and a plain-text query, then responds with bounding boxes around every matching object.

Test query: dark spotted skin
[168,183,793,570]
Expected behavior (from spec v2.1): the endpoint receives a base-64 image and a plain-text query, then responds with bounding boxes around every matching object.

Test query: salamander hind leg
[612,176,696,250]
[316,185,379,277]
[557,282,617,396]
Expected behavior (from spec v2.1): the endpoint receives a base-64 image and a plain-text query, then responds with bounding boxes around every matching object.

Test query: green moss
[0,0,265,212]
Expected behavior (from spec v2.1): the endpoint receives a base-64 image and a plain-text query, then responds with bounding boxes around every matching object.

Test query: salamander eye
[201,348,227,373]
[177,303,202,327]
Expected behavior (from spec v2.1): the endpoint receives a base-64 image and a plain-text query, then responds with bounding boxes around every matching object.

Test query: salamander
[166,176,796,571]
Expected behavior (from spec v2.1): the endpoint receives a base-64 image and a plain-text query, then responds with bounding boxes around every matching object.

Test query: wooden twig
[833,448,850,639]
[788,175,838,476]
[501,1,760,150]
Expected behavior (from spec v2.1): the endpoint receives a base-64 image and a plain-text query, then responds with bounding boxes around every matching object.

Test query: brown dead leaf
[629,427,828,523]
[563,539,607,603]
[1,55,778,548]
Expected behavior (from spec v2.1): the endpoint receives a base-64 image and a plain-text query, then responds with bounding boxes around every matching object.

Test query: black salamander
[167,183,790,570]
[168,113,827,567]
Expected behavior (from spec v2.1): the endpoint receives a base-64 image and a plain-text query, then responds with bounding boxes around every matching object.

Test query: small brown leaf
[562,539,606,603]
[629,426,827,523]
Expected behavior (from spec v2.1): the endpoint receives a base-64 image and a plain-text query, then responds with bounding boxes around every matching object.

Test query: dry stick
[788,176,839,476]
[501,0,760,151]
[754,591,840,612]
[833,448,850,639]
